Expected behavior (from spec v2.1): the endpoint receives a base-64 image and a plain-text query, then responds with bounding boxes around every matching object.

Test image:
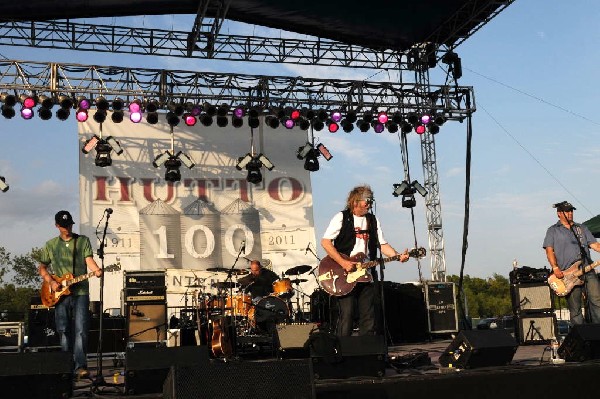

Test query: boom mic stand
[306,246,334,331]
[223,241,246,356]
[93,209,111,388]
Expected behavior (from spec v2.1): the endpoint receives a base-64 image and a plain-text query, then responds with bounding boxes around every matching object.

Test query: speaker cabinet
[515,314,556,344]
[511,283,552,313]
[275,323,317,357]
[310,335,386,379]
[558,323,600,362]
[28,298,60,348]
[125,345,208,395]
[164,359,314,399]
[0,351,72,398]
[438,330,517,369]
[126,303,167,342]
[425,282,458,334]
[381,282,428,343]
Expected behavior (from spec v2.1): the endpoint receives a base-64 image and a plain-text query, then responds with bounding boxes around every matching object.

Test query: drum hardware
[212,281,240,289]
[272,278,294,299]
[284,265,312,276]
[248,296,290,330]
[289,278,307,284]
[207,267,249,275]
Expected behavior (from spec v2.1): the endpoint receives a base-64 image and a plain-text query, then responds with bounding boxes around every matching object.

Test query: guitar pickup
[318,271,332,281]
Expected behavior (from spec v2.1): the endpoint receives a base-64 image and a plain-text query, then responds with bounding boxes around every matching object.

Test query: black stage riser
[125,345,208,395]
[438,330,517,369]
[315,361,600,399]
[164,359,315,399]
[0,351,72,399]
[558,323,600,361]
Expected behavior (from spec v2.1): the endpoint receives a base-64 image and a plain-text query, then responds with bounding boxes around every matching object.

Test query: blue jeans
[567,272,600,325]
[54,295,90,371]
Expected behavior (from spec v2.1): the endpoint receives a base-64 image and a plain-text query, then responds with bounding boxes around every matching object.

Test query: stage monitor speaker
[425,282,458,334]
[0,351,72,398]
[275,323,318,357]
[511,283,552,313]
[28,297,60,348]
[558,323,600,362]
[381,282,428,343]
[438,329,517,369]
[164,358,314,399]
[125,345,208,395]
[310,335,386,379]
[126,303,167,342]
[515,314,556,344]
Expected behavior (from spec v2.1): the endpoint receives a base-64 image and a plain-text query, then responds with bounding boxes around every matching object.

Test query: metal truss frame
[0,20,405,70]
[0,60,475,117]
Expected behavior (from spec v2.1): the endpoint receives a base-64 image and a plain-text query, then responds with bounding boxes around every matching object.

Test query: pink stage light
[331,110,342,123]
[20,107,34,119]
[184,114,197,126]
[373,122,385,133]
[415,124,426,134]
[233,107,245,119]
[328,121,339,133]
[284,118,295,129]
[130,111,142,123]
[420,114,431,125]
[78,98,91,110]
[76,109,88,122]
[291,109,301,120]
[22,97,36,109]
[128,102,141,114]
[377,111,388,124]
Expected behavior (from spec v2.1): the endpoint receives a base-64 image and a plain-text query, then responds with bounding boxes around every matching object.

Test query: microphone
[305,243,311,255]
[240,240,246,253]
[105,208,113,214]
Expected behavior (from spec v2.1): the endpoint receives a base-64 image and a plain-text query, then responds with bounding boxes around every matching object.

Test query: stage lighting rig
[82,134,124,167]
[153,150,195,182]
[392,180,428,208]
[296,142,332,172]
[235,152,275,184]
[0,176,9,192]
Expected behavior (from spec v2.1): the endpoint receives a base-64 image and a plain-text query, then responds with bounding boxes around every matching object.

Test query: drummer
[241,260,279,302]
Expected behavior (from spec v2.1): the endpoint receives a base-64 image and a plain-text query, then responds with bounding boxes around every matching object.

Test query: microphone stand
[223,242,245,356]
[306,246,332,331]
[93,210,110,387]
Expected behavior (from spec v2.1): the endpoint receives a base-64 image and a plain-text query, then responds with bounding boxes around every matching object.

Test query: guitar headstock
[408,247,426,259]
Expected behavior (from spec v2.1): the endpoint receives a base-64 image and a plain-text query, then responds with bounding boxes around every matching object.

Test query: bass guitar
[318,248,426,296]
[548,260,600,297]
[40,263,121,307]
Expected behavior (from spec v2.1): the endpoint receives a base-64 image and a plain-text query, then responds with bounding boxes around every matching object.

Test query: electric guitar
[318,248,426,296]
[548,260,600,297]
[40,263,121,307]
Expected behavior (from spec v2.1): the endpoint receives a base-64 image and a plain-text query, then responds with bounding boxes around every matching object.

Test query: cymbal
[206,267,248,275]
[285,265,312,276]
[212,281,240,289]
[290,278,307,284]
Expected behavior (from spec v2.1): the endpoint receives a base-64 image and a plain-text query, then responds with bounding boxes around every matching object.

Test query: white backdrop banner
[79,114,318,311]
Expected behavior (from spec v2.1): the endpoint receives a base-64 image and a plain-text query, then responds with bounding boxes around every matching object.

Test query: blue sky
[1,1,599,283]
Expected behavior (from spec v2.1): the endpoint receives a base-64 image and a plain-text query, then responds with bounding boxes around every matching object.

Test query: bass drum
[248,296,289,328]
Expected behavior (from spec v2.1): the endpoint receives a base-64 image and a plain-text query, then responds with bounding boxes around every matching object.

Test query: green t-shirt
[39,234,95,296]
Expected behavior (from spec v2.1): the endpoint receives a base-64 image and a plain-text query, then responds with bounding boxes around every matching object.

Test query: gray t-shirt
[543,221,596,270]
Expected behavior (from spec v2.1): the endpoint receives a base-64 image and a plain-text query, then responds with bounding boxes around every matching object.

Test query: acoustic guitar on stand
[548,260,600,297]
[40,263,121,307]
[318,248,426,296]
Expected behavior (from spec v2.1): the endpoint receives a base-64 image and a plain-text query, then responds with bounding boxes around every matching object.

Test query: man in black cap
[543,201,600,324]
[38,210,102,379]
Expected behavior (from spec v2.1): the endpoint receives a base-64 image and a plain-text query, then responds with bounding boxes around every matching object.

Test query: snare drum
[248,296,289,329]
[272,278,293,298]
[225,294,252,317]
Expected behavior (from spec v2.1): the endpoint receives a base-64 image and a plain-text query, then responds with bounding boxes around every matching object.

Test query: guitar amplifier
[124,271,166,289]
[425,282,458,334]
[124,287,167,303]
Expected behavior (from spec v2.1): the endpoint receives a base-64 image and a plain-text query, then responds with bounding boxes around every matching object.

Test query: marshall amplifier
[509,266,549,284]
[124,287,167,304]
[124,271,166,289]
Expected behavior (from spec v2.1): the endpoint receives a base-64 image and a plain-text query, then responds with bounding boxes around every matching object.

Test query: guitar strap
[71,234,78,275]
[569,223,592,270]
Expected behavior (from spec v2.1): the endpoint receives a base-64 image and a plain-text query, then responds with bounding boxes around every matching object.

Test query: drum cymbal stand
[292,282,309,322]
[222,241,246,356]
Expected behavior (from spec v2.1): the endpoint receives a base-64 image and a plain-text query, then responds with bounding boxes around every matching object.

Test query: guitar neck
[574,261,600,278]
[359,255,400,270]
[65,271,96,287]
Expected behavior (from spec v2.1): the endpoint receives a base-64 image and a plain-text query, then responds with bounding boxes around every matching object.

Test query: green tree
[0,246,9,285]
[11,247,42,288]
[448,274,512,318]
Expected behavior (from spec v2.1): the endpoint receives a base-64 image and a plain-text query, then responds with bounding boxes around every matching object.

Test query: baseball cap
[55,210,75,227]
[553,201,576,212]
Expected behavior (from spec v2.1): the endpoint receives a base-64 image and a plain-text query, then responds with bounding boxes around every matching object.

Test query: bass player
[38,210,102,379]
[321,185,409,337]
[543,201,600,325]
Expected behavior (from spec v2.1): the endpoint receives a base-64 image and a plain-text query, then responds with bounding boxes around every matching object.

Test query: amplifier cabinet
[425,282,458,334]
[126,303,167,342]
[511,282,552,314]
[124,287,167,303]
[124,271,166,289]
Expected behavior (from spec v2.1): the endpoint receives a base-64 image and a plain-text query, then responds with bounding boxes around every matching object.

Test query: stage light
[257,154,275,171]
[415,124,426,134]
[0,176,9,193]
[298,118,310,131]
[152,151,171,168]
[317,109,328,122]
[291,109,301,121]
[400,121,412,133]
[164,156,182,182]
[199,114,213,126]
[169,102,185,116]
[38,107,52,120]
[190,104,202,116]
[357,120,370,132]
[341,119,354,133]
[392,111,403,124]
[112,111,124,123]
[77,96,90,110]
[1,106,15,119]
[421,114,431,125]
[236,153,253,170]
[112,98,124,111]
[248,108,260,128]
[304,150,320,171]
[377,111,388,124]
[392,180,426,207]
[265,115,280,129]
[362,111,373,123]
[346,110,357,123]
[183,113,197,126]
[392,180,410,197]
[20,107,34,120]
[204,104,217,117]
[433,113,446,126]
[233,106,245,119]
[93,110,107,124]
[387,122,399,133]
[216,115,228,127]
[306,109,316,120]
[129,100,142,114]
[38,95,54,110]
[327,120,339,133]
[58,95,74,110]
[146,100,159,113]
[82,135,100,154]
[95,96,109,111]
[330,110,342,123]
[20,94,36,109]
[0,93,16,107]
[246,158,263,184]
[152,150,195,182]
[217,104,229,117]
[176,151,195,169]
[56,108,70,121]
[317,143,332,161]
[284,118,294,129]
[232,115,243,128]
[76,109,88,122]
[296,142,313,160]
[428,124,440,134]
[412,180,428,197]
[106,136,124,155]
[130,111,143,123]
[407,112,419,125]
[372,122,385,133]
[312,119,324,131]
[94,140,113,167]
[166,111,180,127]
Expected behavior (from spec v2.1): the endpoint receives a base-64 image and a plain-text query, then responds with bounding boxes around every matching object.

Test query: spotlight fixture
[199,113,213,126]
[204,103,217,117]
[428,125,440,134]
[433,113,446,126]
[38,106,52,120]
[0,93,17,107]
[93,110,107,124]
[0,176,8,192]
[216,115,228,127]
[248,109,260,129]
[166,111,180,127]
[233,106,245,119]
[296,142,332,172]
[406,112,419,126]
[415,124,426,134]
[357,120,370,132]
[75,108,89,122]
[183,113,197,127]
[94,139,114,167]
[420,113,431,125]
[146,110,158,124]
[377,111,388,124]
[129,99,143,123]
[316,109,328,122]
[56,108,70,121]
[330,110,342,123]
[392,111,403,124]
[146,99,159,113]
[112,98,125,111]
[20,94,37,109]
[327,120,339,133]
[346,110,358,123]
[392,180,427,208]
[169,102,185,116]
[283,118,295,129]
[111,111,124,123]
[38,95,54,110]
[290,109,301,121]
[235,153,274,184]
[58,95,74,110]
[20,107,34,120]
[265,115,280,129]
[1,105,15,119]
[77,96,90,110]
[387,122,399,133]
[298,118,310,131]
[400,121,412,134]
[372,122,385,133]
[341,119,354,133]
[105,136,124,155]
[152,150,195,182]
[232,115,243,128]
[82,134,124,167]
[362,110,374,123]
[95,96,110,111]
[217,104,229,117]
[312,119,324,131]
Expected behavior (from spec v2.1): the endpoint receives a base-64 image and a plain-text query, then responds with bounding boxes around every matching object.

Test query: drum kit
[185,263,313,357]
